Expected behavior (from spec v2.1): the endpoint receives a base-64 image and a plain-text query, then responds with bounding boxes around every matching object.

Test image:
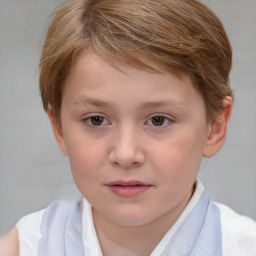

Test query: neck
[92,188,194,256]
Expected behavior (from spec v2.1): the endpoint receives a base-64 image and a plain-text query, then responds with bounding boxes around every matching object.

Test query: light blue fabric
[37,191,222,256]
[38,199,85,256]
[161,191,222,256]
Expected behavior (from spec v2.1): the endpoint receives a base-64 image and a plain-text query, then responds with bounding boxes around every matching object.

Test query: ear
[48,109,68,156]
[203,96,233,158]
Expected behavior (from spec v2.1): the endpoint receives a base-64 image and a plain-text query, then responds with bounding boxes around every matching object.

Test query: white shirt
[16,180,256,256]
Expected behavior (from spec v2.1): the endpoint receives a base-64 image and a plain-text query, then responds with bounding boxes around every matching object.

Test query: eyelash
[82,114,173,128]
[145,115,172,127]
[83,115,111,127]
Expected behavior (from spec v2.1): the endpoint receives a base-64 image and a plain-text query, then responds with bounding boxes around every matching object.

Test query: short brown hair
[39,0,233,123]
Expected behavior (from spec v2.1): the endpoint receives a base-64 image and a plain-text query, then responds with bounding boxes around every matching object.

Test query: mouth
[105,180,152,197]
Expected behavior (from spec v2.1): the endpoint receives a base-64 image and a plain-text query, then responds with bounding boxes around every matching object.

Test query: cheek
[66,139,106,183]
[152,128,205,182]
[67,142,105,199]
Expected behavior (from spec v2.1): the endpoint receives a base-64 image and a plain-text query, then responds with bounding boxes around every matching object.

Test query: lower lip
[107,185,151,197]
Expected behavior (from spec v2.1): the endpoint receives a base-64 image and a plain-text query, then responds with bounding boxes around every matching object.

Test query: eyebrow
[73,97,185,109]
[141,100,186,109]
[73,97,114,107]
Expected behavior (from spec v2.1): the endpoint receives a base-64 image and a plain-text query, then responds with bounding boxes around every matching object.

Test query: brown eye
[84,115,110,127]
[151,116,165,126]
[90,116,104,126]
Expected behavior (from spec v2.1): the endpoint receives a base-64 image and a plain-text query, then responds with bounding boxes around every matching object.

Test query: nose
[108,125,145,169]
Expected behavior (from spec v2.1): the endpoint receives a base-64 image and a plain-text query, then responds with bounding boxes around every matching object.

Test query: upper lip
[106,180,151,186]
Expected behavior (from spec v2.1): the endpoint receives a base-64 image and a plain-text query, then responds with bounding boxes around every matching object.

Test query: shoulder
[215,202,256,256]
[15,209,45,256]
[16,209,45,232]
[0,228,19,256]
[1,200,82,256]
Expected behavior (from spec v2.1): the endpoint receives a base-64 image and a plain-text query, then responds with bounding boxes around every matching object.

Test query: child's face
[55,52,211,226]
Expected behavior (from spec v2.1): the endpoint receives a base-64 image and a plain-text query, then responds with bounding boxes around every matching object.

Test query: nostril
[111,160,142,168]
[113,161,119,167]
[131,161,142,167]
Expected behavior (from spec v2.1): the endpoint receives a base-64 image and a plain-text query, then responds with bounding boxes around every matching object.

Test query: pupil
[152,116,164,126]
[91,116,103,125]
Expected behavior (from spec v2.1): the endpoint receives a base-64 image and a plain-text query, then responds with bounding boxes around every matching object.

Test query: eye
[83,115,110,126]
[146,115,172,127]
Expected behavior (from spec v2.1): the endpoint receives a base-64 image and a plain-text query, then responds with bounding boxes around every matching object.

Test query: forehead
[67,51,189,88]
[62,52,205,113]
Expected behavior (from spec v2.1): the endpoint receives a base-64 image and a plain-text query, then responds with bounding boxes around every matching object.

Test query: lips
[105,180,152,197]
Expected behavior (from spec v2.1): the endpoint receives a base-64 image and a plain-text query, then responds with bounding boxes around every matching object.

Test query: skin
[1,52,232,256]
[0,228,19,256]
[50,52,232,255]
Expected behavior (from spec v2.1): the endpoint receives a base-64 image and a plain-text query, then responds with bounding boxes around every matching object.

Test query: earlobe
[48,110,68,156]
[203,96,233,158]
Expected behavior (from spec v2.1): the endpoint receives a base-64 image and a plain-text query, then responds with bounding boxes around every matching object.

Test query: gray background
[0,0,255,235]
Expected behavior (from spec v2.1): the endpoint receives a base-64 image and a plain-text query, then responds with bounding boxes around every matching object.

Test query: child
[1,0,256,255]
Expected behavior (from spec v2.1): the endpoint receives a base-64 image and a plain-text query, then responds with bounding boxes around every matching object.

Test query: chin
[106,209,155,226]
